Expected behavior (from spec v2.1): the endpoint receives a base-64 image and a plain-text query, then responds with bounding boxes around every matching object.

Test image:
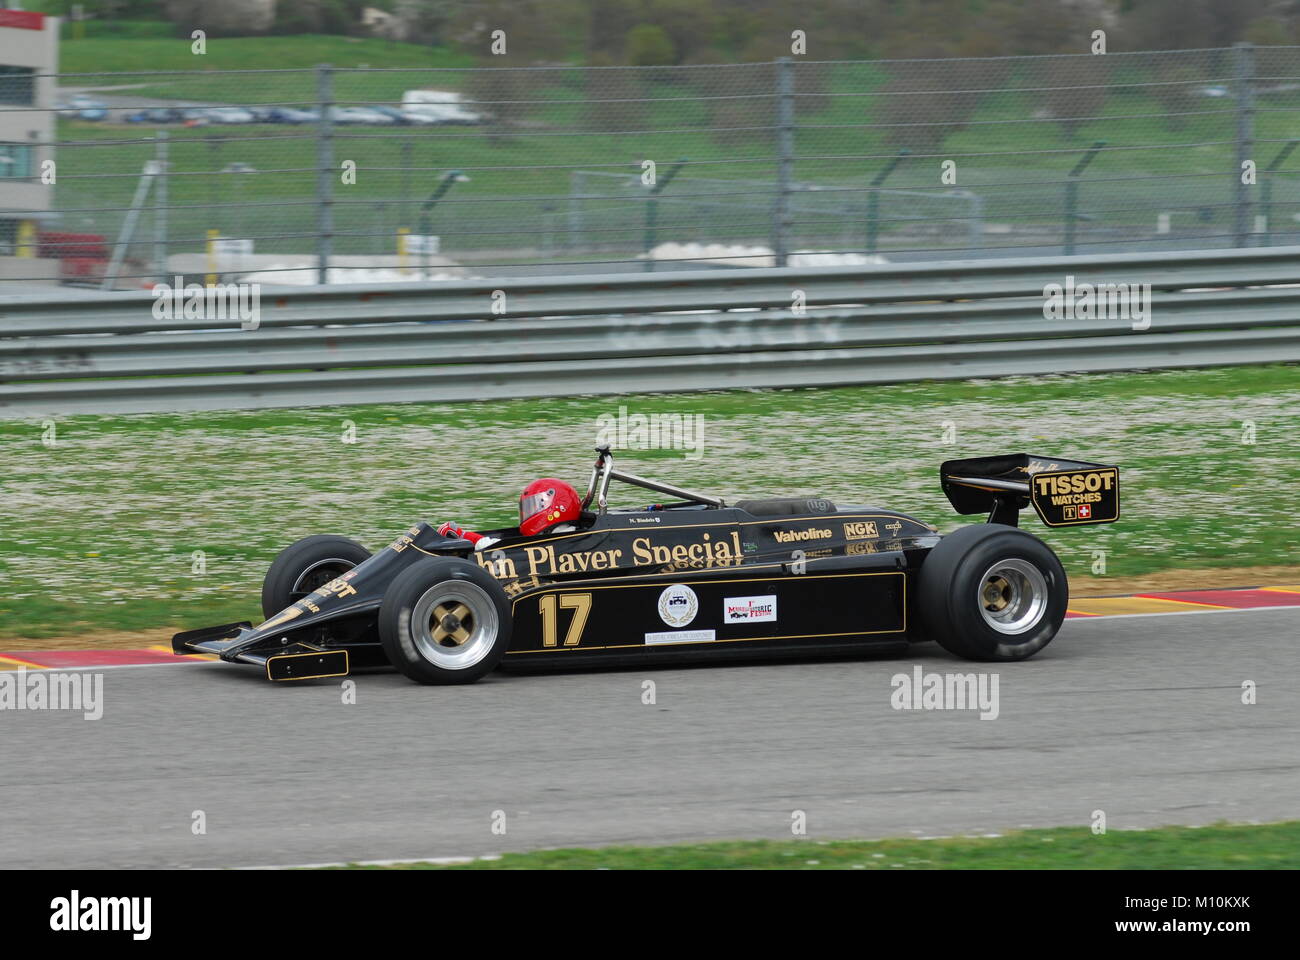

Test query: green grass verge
[58,33,475,75]
[336,820,1300,869]
[1,364,1296,640]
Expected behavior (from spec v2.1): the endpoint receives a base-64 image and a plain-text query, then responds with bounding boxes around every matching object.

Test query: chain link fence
[2,45,1298,290]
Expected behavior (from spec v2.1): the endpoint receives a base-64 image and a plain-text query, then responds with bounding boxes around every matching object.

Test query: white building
[0,6,58,280]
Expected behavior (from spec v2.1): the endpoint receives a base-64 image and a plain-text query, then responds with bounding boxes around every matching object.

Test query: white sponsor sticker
[723,594,777,624]
[645,629,716,645]
[657,583,699,627]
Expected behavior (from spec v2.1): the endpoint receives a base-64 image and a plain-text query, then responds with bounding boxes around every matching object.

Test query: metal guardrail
[2,247,1299,416]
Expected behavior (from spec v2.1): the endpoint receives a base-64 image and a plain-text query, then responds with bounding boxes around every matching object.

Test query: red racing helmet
[519,478,582,536]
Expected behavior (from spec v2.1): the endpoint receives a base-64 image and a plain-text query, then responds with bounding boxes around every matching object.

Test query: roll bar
[581,445,724,514]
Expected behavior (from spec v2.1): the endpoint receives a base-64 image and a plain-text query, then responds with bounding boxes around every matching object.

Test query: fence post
[1064,140,1106,256]
[568,171,583,252]
[1233,42,1255,248]
[1261,140,1299,247]
[865,149,908,255]
[773,57,795,268]
[643,159,687,272]
[316,64,334,285]
[399,138,412,244]
[960,190,983,253]
[153,131,168,284]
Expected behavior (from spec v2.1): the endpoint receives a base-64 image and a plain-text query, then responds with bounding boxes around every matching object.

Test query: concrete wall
[0,253,57,279]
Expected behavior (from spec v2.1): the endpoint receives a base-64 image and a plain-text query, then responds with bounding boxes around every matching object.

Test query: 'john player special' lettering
[476,532,744,580]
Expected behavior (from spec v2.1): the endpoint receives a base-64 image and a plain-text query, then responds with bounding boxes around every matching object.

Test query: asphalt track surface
[1,607,1296,869]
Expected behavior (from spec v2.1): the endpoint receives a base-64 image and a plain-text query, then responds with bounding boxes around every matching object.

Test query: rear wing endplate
[940,454,1120,527]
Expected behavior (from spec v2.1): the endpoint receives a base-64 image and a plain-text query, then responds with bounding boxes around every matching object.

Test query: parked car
[266,107,318,124]
[327,106,397,125]
[370,105,414,125]
[401,89,486,125]
[124,107,186,124]
[57,95,108,121]
[147,107,189,124]
[201,107,257,124]
[400,102,484,126]
[396,107,443,126]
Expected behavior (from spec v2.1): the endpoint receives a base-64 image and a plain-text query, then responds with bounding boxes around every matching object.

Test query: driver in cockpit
[438,477,582,551]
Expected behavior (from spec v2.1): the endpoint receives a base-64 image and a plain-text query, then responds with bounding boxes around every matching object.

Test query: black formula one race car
[173,446,1119,684]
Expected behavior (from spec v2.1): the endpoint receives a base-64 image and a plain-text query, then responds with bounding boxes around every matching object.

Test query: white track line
[233,854,499,870]
[0,659,216,673]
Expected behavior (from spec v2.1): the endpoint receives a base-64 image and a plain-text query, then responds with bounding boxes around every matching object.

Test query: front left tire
[378,557,513,684]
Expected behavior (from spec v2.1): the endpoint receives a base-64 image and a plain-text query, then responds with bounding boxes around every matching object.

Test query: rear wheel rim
[410,581,499,670]
[976,558,1048,635]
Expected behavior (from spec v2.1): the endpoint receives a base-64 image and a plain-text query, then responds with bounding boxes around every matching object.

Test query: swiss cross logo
[1078,504,1092,519]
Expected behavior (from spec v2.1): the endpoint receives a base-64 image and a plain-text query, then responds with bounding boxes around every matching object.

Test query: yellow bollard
[205,228,218,287]
[15,219,36,258]
[397,227,410,275]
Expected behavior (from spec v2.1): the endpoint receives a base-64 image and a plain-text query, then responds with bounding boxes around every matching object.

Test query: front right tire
[378,557,513,684]
[261,534,372,619]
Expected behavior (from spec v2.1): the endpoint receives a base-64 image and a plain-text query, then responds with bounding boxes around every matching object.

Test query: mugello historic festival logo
[723,595,777,624]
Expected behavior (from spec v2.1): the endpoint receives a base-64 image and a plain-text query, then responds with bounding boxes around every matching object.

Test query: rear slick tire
[918,524,1067,662]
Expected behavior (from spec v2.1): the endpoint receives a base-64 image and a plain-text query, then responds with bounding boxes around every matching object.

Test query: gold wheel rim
[431,602,473,646]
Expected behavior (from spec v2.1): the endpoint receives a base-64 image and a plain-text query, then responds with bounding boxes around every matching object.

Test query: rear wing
[940,454,1120,528]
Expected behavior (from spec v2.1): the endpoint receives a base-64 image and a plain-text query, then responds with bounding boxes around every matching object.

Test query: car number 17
[538,592,593,647]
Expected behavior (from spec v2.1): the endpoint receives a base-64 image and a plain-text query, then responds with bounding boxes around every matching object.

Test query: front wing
[173,622,351,681]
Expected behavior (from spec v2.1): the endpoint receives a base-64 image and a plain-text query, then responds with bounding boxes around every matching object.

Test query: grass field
[1,364,1296,640]
[335,820,1300,869]
[59,31,478,74]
